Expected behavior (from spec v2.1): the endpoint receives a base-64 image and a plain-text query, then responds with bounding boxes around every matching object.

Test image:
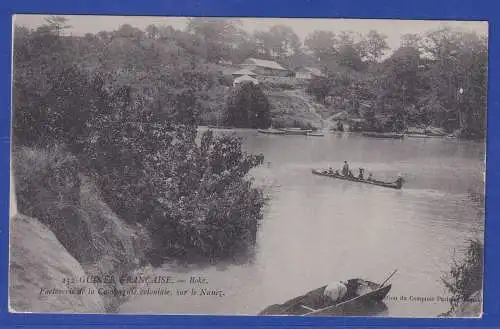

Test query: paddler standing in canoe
[395,173,404,188]
[341,161,349,176]
[358,168,365,180]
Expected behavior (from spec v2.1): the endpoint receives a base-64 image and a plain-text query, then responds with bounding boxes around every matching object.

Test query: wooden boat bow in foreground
[302,282,391,316]
[259,278,392,316]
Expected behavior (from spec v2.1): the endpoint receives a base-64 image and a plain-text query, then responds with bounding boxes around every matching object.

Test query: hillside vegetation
[13,17,268,279]
[304,32,487,138]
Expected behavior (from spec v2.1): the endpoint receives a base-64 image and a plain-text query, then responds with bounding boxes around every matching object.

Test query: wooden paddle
[379,269,398,287]
[302,289,370,316]
[300,305,316,312]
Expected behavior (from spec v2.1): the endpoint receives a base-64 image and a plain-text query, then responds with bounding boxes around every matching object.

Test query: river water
[120,129,485,317]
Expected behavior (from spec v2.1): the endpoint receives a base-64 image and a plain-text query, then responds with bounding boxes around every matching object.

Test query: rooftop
[297,67,324,76]
[234,75,259,84]
[242,58,287,71]
[232,69,257,76]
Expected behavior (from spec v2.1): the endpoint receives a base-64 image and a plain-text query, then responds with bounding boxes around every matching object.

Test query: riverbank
[10,146,151,312]
[10,214,106,313]
[9,128,266,312]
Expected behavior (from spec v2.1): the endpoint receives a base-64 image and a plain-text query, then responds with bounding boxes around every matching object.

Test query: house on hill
[231,69,257,78]
[233,75,259,86]
[296,67,325,80]
[240,58,292,77]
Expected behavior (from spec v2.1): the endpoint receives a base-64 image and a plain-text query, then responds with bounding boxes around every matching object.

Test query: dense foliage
[442,239,483,311]
[14,17,487,138]
[13,17,266,265]
[225,83,271,128]
[442,190,484,314]
[305,28,487,138]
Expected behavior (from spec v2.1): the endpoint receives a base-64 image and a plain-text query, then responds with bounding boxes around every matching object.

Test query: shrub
[306,76,331,103]
[225,83,271,128]
[14,145,82,217]
[442,238,483,311]
[84,120,266,265]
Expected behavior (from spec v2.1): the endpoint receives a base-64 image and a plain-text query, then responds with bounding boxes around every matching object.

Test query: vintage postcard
[9,15,486,317]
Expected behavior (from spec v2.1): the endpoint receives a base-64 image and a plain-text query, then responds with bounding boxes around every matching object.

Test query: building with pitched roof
[233,75,259,86]
[296,67,325,80]
[231,69,258,78]
[240,57,292,77]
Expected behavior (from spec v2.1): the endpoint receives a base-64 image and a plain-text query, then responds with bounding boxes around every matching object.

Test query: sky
[13,14,488,52]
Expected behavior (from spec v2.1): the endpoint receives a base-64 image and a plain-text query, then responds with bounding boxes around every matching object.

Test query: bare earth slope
[9,214,105,313]
[266,88,328,129]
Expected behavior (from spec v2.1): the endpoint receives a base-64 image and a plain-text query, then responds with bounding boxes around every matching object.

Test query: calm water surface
[120,129,485,317]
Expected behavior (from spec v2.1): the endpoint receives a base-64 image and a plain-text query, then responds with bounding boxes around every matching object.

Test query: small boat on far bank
[257,128,286,135]
[312,169,403,190]
[281,128,314,135]
[406,134,431,138]
[362,132,404,139]
[306,131,325,137]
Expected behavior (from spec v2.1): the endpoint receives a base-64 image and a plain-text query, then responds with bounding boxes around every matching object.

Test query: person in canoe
[358,168,365,180]
[323,281,348,304]
[395,173,404,189]
[320,280,363,307]
[341,161,350,176]
[367,172,373,181]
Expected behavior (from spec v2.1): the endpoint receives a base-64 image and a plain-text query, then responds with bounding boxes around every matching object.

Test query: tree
[338,31,357,45]
[186,18,242,62]
[336,44,365,71]
[231,32,260,64]
[304,30,337,62]
[360,30,389,62]
[268,25,301,59]
[362,107,381,132]
[254,25,301,61]
[306,30,366,72]
[419,28,487,137]
[253,30,274,58]
[114,24,145,39]
[157,25,177,40]
[146,24,159,40]
[306,76,331,103]
[385,46,421,101]
[366,46,422,130]
[225,83,271,128]
[44,16,72,36]
[96,30,111,41]
[282,50,316,71]
[400,33,421,49]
